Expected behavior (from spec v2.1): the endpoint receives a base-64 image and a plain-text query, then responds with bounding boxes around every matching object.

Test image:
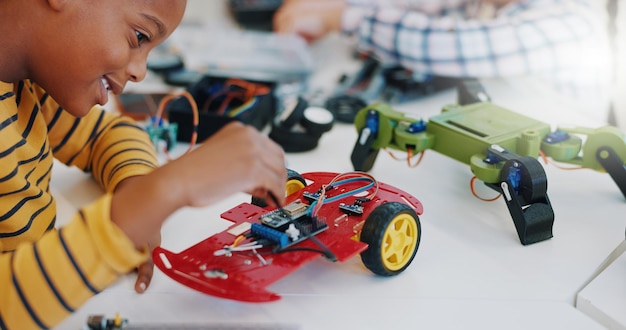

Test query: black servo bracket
[596,146,626,199]
[484,146,554,245]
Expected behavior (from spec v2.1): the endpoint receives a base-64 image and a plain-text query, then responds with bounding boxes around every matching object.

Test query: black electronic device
[328,53,461,123]
[166,75,276,142]
[228,0,283,31]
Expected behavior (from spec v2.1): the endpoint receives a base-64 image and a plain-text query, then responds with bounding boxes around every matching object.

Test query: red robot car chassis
[153,170,423,302]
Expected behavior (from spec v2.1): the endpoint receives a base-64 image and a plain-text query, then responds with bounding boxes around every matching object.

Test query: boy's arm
[0,194,149,330]
[39,87,159,191]
[0,84,159,329]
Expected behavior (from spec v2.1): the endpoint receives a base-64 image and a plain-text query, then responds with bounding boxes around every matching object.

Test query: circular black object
[360,202,421,276]
[325,94,367,123]
[277,96,308,128]
[270,96,335,153]
[301,106,334,135]
[268,123,321,153]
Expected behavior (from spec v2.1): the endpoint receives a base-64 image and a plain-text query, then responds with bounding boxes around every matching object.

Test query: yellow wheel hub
[381,213,418,271]
[286,179,306,196]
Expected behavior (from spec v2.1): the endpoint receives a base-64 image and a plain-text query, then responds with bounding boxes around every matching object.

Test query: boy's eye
[135,30,150,46]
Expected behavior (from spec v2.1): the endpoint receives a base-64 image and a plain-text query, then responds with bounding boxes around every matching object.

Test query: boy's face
[30,0,186,117]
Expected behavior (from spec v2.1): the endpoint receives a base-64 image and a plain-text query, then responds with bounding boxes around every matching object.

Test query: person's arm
[273,0,467,42]
[0,81,154,330]
[353,1,611,84]
[0,84,286,329]
[342,0,467,36]
[42,96,159,193]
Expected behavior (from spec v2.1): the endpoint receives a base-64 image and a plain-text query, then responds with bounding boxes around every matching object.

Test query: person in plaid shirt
[274,0,613,123]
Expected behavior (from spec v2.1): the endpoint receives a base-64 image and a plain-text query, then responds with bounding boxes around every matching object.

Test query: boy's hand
[171,121,287,208]
[273,0,345,43]
[134,233,160,293]
[110,122,287,256]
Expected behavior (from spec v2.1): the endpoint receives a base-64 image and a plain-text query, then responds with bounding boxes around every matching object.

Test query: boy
[0,0,287,329]
[274,0,613,124]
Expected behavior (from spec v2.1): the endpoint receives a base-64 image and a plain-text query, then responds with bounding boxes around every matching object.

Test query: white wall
[613,0,626,128]
[182,0,231,25]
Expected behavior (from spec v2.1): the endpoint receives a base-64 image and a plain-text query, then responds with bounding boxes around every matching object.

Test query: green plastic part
[547,126,626,172]
[427,103,551,165]
[354,101,626,183]
[354,102,553,183]
[353,103,435,152]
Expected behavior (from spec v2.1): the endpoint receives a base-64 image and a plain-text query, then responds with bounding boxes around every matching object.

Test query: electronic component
[152,171,424,302]
[86,314,127,330]
[302,185,336,203]
[259,199,309,228]
[250,223,290,247]
[144,117,178,152]
[252,213,329,249]
[85,314,298,330]
[302,191,320,202]
[282,199,309,215]
[339,203,364,216]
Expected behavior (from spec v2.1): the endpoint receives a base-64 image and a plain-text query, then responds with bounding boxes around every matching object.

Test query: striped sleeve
[35,84,159,192]
[0,194,148,330]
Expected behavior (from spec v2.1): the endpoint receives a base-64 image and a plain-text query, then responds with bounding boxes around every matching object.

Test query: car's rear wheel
[360,202,421,276]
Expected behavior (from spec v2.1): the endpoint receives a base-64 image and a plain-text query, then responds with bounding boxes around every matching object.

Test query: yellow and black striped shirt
[0,80,159,329]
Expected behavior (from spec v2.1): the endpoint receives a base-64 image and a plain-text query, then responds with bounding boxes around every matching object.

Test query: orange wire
[406,148,426,168]
[385,148,426,168]
[232,235,245,247]
[470,176,501,202]
[225,78,271,98]
[538,150,585,171]
[202,79,270,114]
[155,90,199,160]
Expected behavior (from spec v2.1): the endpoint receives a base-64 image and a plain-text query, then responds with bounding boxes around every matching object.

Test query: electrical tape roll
[325,94,367,123]
[278,96,308,129]
[268,123,321,153]
[301,106,334,136]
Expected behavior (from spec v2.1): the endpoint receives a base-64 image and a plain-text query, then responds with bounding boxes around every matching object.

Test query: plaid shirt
[342,0,612,112]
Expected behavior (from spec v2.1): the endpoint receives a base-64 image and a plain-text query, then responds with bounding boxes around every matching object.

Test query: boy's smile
[99,75,124,106]
[8,0,187,117]
[100,76,112,106]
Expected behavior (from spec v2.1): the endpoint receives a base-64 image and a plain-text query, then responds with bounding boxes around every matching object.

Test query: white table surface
[52,2,626,329]
[52,83,625,329]
[576,240,626,329]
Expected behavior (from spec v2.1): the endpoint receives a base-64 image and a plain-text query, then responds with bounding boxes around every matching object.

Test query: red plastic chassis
[153,171,423,302]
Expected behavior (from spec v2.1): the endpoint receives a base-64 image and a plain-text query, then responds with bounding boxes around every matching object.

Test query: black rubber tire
[360,202,421,276]
[251,169,307,207]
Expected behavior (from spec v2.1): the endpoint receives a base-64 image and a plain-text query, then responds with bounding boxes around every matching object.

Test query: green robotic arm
[351,101,626,245]
[540,126,626,197]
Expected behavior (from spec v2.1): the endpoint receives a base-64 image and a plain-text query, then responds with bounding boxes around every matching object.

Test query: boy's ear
[46,0,69,11]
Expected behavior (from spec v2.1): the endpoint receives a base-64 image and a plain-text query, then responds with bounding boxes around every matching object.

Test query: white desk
[52,118,622,330]
[52,83,625,329]
[576,241,626,329]
[53,2,625,329]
